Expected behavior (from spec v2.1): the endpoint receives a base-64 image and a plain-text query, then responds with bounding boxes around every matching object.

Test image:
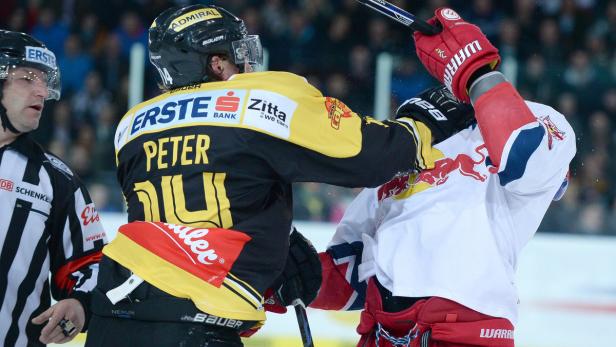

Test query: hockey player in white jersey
[308,83,574,346]
[273,8,577,347]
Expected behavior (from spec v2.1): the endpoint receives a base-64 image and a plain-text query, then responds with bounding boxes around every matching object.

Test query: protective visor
[231,35,263,71]
[0,46,61,100]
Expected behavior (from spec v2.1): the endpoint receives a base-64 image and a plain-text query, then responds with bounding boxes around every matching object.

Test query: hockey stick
[275,289,314,347]
[292,300,314,347]
[355,0,441,35]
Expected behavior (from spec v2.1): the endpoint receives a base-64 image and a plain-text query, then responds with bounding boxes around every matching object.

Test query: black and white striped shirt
[0,135,107,346]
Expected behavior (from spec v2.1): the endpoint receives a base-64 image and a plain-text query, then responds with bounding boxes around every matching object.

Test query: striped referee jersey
[0,135,107,346]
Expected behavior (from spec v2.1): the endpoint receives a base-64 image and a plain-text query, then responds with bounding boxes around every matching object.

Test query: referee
[0,30,107,346]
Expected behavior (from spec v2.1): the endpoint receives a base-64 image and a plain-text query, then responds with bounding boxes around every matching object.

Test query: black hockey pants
[85,256,252,347]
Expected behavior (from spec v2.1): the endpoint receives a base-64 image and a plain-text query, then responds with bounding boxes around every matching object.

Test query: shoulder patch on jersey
[539,115,565,150]
[44,153,73,177]
[325,97,353,130]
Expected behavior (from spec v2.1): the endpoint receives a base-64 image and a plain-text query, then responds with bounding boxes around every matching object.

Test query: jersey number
[133,173,233,228]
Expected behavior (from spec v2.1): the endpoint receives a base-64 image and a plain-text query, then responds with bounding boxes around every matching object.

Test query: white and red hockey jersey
[311,95,576,326]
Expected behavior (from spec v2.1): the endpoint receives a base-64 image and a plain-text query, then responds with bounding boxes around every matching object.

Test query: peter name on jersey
[143,134,210,172]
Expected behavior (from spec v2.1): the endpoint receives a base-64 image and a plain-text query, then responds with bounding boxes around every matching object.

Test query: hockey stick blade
[355,0,441,35]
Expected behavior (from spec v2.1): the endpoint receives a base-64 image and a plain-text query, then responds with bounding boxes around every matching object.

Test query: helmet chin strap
[0,81,22,134]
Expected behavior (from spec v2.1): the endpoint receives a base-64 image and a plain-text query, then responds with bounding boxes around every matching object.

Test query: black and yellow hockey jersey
[106,71,436,321]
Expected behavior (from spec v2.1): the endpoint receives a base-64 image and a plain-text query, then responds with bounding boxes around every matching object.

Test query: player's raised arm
[413,8,576,195]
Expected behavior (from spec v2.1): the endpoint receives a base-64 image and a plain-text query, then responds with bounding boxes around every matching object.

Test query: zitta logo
[443,40,483,92]
[248,98,288,123]
[25,46,57,69]
[242,90,296,138]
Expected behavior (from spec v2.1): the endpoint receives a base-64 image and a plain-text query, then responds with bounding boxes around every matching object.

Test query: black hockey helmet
[0,30,61,100]
[148,5,263,90]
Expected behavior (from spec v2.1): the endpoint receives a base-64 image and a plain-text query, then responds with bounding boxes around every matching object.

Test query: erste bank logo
[129,90,246,137]
[25,46,57,69]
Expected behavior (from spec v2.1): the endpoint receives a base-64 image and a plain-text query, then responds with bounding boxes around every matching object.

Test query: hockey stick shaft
[293,301,314,347]
[355,0,441,35]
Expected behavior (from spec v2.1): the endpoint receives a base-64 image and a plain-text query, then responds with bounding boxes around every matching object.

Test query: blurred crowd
[1,0,615,234]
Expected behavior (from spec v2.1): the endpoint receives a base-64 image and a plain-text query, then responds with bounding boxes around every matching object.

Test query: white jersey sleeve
[328,187,379,248]
[497,101,576,198]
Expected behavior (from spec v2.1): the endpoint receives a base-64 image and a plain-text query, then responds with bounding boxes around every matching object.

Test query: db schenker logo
[0,179,14,192]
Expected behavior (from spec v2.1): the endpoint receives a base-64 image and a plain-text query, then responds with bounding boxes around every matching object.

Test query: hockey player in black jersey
[85,5,473,347]
[0,30,107,346]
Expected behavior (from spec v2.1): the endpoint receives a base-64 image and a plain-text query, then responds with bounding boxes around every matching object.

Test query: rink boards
[53,214,616,347]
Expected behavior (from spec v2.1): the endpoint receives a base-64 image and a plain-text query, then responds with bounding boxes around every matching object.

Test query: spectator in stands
[497,18,521,84]
[113,11,147,58]
[31,7,68,55]
[58,34,92,95]
[564,50,601,112]
[463,0,503,41]
[71,71,111,127]
[95,34,128,96]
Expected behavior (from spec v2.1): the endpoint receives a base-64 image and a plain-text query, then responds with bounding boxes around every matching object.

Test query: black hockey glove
[396,86,475,144]
[270,228,322,309]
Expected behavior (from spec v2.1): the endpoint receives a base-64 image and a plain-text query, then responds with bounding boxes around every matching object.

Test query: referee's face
[1,66,49,133]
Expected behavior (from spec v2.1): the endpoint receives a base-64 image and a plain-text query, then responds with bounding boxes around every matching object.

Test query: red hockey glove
[263,288,288,314]
[413,8,500,103]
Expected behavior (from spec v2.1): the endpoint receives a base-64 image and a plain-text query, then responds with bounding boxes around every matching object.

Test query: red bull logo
[377,174,412,201]
[416,145,488,186]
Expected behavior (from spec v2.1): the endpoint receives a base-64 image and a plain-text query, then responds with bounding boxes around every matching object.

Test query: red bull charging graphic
[378,145,491,202]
